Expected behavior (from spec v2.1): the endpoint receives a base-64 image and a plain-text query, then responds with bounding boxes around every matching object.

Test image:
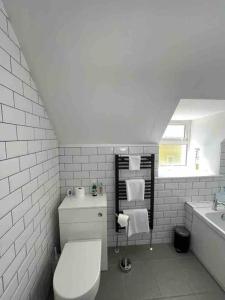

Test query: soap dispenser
[91,183,97,196]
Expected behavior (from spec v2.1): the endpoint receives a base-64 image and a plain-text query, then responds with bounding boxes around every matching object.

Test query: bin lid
[174,226,190,237]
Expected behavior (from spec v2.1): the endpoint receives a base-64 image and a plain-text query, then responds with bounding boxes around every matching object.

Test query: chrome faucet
[212,196,225,211]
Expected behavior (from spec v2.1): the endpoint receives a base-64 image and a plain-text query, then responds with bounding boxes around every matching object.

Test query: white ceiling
[4,0,225,144]
[172,99,225,120]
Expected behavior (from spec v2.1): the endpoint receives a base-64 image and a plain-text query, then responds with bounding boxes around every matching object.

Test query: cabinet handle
[98,212,103,217]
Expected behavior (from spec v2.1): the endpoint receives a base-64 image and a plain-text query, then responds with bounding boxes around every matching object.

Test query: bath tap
[212,196,225,211]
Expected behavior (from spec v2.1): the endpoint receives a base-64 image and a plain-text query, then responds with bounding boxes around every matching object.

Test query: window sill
[158,167,221,179]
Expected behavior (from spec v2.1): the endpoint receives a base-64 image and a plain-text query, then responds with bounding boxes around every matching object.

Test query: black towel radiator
[115,154,155,250]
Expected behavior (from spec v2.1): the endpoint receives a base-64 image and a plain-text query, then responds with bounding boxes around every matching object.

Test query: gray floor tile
[123,261,161,300]
[96,264,127,300]
[97,244,225,300]
[195,291,225,300]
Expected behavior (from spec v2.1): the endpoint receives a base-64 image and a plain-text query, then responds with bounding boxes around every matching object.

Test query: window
[159,122,190,166]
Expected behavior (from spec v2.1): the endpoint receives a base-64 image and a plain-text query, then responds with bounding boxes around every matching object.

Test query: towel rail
[115,154,155,236]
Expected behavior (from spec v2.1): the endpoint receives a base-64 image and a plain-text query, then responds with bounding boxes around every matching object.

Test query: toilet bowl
[53,239,101,300]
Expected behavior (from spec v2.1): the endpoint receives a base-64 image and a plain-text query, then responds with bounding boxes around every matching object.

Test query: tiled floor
[96,244,225,300]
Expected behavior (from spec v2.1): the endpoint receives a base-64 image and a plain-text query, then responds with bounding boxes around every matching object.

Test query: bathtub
[185,202,225,291]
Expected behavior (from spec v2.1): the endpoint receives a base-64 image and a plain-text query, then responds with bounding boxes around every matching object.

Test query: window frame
[159,121,191,167]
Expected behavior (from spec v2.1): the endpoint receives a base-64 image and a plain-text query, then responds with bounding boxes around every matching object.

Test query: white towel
[123,209,149,237]
[126,179,145,201]
[129,156,141,170]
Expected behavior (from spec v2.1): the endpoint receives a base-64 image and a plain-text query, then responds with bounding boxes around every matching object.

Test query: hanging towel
[126,179,145,201]
[123,209,149,237]
[129,155,141,170]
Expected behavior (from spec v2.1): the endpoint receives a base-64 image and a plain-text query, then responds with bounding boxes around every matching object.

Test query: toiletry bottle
[92,183,97,196]
[98,182,103,195]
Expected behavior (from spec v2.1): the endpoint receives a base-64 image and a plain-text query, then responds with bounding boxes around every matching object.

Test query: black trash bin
[174,226,190,253]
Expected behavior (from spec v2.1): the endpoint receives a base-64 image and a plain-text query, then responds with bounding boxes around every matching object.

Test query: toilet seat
[53,240,101,300]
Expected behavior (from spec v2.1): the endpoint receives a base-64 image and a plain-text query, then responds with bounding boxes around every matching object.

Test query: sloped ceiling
[4,0,225,144]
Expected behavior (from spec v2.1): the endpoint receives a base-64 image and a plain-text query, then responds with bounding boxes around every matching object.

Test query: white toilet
[53,239,101,300]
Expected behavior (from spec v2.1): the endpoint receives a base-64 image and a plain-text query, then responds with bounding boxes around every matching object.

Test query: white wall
[4,0,225,144]
[189,112,225,175]
[0,3,60,299]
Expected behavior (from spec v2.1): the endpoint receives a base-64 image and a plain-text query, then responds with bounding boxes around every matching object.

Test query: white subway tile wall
[0,2,60,299]
[59,145,225,246]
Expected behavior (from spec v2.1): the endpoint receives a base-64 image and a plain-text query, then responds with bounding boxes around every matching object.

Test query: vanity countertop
[59,193,107,210]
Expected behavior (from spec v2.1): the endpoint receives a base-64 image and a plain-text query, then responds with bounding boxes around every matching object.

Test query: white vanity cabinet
[58,194,108,270]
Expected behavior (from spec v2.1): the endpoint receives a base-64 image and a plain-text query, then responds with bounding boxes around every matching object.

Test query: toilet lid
[53,240,101,299]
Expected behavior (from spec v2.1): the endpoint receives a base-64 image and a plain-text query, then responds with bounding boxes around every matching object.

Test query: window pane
[162,125,185,139]
[159,144,187,166]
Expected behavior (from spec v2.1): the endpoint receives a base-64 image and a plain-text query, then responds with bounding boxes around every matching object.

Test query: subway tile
[15,223,33,254]
[20,153,36,170]
[6,141,27,158]
[20,52,29,71]
[60,155,72,163]
[64,163,81,171]
[17,125,34,140]
[9,169,30,191]
[0,65,22,94]
[0,123,17,141]
[32,102,45,117]
[26,225,40,252]
[73,171,89,179]
[12,196,32,224]
[73,155,88,163]
[0,84,14,106]
[0,29,20,62]
[98,162,113,171]
[64,147,80,155]
[0,274,18,300]
[0,141,6,160]
[97,146,114,155]
[22,178,38,199]
[2,104,26,125]
[24,202,39,227]
[0,10,7,32]
[0,178,9,199]
[11,58,30,84]
[26,112,40,127]
[0,245,15,277]
[129,146,144,154]
[81,147,97,155]
[89,155,106,163]
[11,271,29,300]
[114,146,128,154]
[90,170,105,178]
[36,150,48,164]
[0,157,20,180]
[28,140,42,153]
[0,213,12,238]
[3,246,26,288]
[14,93,32,113]
[23,82,38,103]
[0,47,10,71]
[82,163,97,171]
[18,247,35,282]
[0,219,24,256]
